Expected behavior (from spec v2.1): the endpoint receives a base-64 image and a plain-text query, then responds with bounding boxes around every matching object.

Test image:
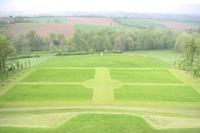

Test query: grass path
[18,82,82,85]
[122,83,187,86]
[83,68,122,103]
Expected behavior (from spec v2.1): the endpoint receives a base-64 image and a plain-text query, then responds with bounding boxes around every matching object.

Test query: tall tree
[0,34,15,74]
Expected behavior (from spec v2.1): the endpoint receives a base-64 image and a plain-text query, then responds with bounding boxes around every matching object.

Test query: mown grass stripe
[39,67,168,70]
[18,82,82,85]
[122,83,188,86]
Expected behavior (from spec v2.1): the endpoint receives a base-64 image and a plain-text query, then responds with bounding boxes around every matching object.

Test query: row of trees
[14,31,67,53]
[15,31,48,53]
[0,34,15,78]
[175,32,200,78]
[1,28,200,78]
[13,29,177,53]
[68,29,176,52]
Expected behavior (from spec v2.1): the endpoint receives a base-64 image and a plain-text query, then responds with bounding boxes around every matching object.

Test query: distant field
[67,17,117,26]
[0,84,92,101]
[22,69,95,82]
[7,23,70,37]
[24,16,67,23]
[40,54,168,68]
[4,17,117,37]
[3,17,200,38]
[66,17,118,37]
[157,20,196,30]
[74,24,138,31]
[116,18,166,29]
[116,18,198,31]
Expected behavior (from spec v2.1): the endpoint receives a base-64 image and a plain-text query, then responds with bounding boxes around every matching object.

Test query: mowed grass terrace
[0,54,200,106]
[0,53,200,133]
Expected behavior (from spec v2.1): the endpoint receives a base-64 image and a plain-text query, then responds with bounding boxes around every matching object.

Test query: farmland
[24,16,67,23]
[157,20,197,30]
[2,16,200,39]
[0,51,200,132]
[115,18,199,31]
[4,17,117,38]
[6,23,70,37]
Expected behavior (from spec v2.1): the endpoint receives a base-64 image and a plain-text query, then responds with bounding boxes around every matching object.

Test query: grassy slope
[0,114,199,133]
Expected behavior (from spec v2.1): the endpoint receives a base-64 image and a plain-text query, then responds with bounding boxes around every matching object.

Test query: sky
[0,0,200,15]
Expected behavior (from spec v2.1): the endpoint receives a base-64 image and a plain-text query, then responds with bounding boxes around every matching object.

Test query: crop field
[4,17,117,38]
[74,24,138,32]
[116,18,167,29]
[67,17,117,26]
[0,52,200,132]
[24,16,67,23]
[65,17,118,37]
[116,18,199,31]
[2,17,200,39]
[157,20,197,31]
[7,23,70,37]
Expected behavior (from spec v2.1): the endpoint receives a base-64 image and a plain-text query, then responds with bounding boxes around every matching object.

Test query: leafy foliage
[175,32,200,78]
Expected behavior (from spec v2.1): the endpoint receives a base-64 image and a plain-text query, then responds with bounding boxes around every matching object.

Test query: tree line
[0,28,200,78]
[175,32,200,78]
[13,29,177,53]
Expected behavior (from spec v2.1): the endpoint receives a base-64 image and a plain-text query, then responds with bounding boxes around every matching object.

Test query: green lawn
[22,69,95,82]
[115,85,200,102]
[40,54,168,68]
[0,114,199,133]
[0,85,93,101]
[128,50,180,66]
[1,53,200,132]
[111,69,182,83]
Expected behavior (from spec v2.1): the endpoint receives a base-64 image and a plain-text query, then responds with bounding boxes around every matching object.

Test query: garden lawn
[115,85,200,102]
[111,69,182,83]
[40,54,168,68]
[22,69,95,82]
[0,85,93,101]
